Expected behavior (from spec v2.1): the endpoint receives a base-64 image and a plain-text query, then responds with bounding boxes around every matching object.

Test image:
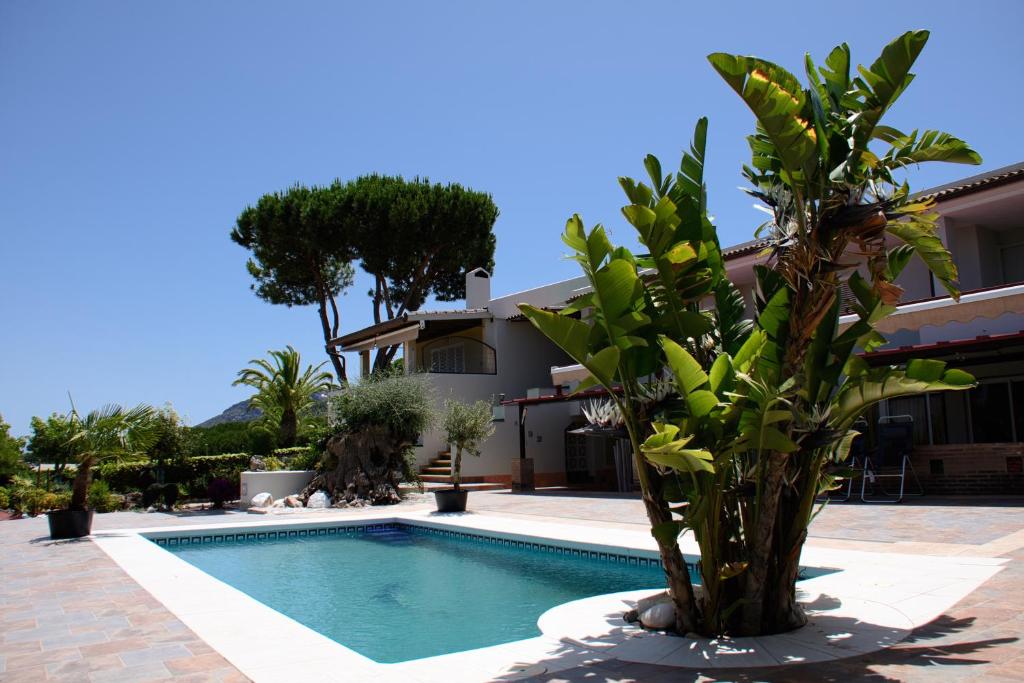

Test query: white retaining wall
[238,470,316,509]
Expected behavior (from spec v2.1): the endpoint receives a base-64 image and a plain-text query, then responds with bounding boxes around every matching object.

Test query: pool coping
[92,509,1008,682]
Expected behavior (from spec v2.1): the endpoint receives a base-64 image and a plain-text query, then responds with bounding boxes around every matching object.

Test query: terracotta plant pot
[433,489,468,513]
[47,509,94,539]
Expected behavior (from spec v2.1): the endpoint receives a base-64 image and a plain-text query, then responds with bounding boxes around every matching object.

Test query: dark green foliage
[189,422,277,456]
[143,483,164,508]
[206,477,235,508]
[141,482,179,508]
[87,480,120,512]
[232,175,499,376]
[25,413,76,476]
[231,184,357,381]
[234,346,334,448]
[99,453,251,498]
[147,406,199,469]
[162,483,179,508]
[0,416,27,485]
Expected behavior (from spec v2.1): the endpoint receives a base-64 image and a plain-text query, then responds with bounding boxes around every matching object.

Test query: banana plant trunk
[624,411,700,634]
[641,477,700,634]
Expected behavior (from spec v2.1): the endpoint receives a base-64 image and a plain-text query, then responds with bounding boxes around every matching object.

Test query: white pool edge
[92,510,1008,682]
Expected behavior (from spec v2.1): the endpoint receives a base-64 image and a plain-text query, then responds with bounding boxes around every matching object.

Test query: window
[417,335,497,374]
[429,343,464,374]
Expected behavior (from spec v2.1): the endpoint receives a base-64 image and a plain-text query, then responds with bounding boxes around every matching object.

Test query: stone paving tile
[2,496,1022,682]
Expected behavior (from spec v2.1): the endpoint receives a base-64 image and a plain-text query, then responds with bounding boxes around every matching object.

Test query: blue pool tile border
[147,522,682,571]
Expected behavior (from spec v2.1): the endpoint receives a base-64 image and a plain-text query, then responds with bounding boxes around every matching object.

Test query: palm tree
[234,346,335,447]
[66,404,160,510]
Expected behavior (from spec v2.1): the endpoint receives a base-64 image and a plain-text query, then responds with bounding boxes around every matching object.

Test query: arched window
[416,336,496,375]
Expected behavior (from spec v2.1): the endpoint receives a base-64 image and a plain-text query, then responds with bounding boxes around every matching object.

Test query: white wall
[239,471,315,509]
[413,318,577,479]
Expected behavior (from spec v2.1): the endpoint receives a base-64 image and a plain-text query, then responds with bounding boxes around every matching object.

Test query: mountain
[195,392,331,428]
[195,400,262,428]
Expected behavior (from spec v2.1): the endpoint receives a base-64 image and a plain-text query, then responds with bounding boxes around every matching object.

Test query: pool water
[164,524,670,663]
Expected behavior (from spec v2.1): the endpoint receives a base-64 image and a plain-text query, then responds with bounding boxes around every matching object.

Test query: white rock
[636,591,672,614]
[284,495,303,508]
[250,492,274,508]
[639,602,676,630]
[307,491,331,509]
[272,498,285,508]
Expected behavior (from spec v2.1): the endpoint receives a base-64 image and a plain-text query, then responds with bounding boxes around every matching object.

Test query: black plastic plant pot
[47,510,94,539]
[433,489,468,513]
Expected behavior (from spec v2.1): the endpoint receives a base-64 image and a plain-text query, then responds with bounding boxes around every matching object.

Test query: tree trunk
[300,427,408,506]
[645,493,700,634]
[738,450,788,635]
[316,295,347,383]
[279,408,298,448]
[452,445,462,492]
[70,459,93,511]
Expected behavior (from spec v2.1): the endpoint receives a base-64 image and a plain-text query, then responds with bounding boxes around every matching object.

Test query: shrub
[189,422,276,456]
[206,477,235,508]
[98,453,251,497]
[272,446,311,459]
[143,483,165,508]
[162,483,179,508]
[87,480,120,513]
[0,486,8,509]
[263,456,284,472]
[289,449,321,471]
[334,372,436,440]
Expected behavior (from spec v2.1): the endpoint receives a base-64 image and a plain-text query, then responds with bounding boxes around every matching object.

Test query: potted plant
[48,404,158,539]
[434,398,495,513]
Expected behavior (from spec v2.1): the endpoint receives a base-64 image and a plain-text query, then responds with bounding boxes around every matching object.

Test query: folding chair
[860,415,924,503]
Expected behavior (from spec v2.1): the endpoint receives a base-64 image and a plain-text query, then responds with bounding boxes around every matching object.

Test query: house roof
[914,161,1024,202]
[722,237,770,259]
[329,308,490,349]
[505,305,566,322]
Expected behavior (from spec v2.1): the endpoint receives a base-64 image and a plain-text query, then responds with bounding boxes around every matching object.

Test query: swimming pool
[160,522,672,663]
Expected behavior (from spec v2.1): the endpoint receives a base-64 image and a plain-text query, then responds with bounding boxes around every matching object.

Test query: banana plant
[704,30,981,634]
[520,119,724,634]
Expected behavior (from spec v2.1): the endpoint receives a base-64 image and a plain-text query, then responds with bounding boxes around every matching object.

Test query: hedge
[97,453,251,498]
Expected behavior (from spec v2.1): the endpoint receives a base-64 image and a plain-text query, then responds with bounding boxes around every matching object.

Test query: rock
[307,491,330,509]
[639,602,676,630]
[284,495,303,508]
[623,609,639,623]
[146,505,158,513]
[272,498,285,508]
[636,591,673,614]
[250,492,274,508]
[249,456,267,472]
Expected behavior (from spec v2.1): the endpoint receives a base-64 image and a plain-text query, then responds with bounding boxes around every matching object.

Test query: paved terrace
[1,492,1022,682]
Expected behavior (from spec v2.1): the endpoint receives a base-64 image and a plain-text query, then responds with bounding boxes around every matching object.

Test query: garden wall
[239,470,315,509]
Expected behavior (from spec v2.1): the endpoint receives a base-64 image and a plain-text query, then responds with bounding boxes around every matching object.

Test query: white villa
[332,162,1024,496]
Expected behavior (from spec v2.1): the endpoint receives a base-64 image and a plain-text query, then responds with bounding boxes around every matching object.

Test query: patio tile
[118,643,192,667]
[164,651,234,674]
[40,630,109,650]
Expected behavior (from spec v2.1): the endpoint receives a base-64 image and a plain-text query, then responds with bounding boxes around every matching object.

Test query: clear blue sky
[2,1,1022,436]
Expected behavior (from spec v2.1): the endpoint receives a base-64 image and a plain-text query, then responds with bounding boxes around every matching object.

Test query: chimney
[465,268,491,309]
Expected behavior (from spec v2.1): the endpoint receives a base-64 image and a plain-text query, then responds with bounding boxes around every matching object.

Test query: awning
[840,282,1024,335]
[329,308,491,351]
